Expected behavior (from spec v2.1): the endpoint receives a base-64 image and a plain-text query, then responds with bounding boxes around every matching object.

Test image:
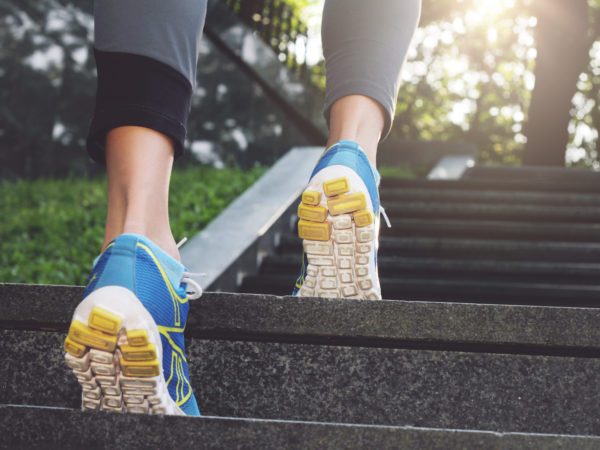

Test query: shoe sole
[296,168,380,300]
[63,286,183,415]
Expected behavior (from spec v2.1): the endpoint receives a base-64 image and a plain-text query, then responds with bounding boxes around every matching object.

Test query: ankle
[103,223,180,261]
[326,137,378,167]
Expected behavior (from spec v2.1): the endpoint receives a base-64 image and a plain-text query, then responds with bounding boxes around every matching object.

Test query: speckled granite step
[253,172,600,301]
[2,283,600,436]
[276,234,600,263]
[378,218,600,242]
[2,405,599,449]
[241,272,600,305]
[462,165,600,185]
[379,186,600,207]
[260,254,600,283]
[380,177,600,194]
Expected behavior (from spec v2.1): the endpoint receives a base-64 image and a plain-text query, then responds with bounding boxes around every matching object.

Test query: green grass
[378,165,426,179]
[0,165,266,285]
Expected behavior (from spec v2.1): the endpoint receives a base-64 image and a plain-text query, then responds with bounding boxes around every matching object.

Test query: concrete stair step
[240,273,600,306]
[380,177,600,194]
[7,283,600,349]
[377,218,600,242]
[380,201,600,223]
[463,165,600,184]
[291,217,600,242]
[380,187,600,207]
[4,283,599,436]
[3,405,598,449]
[259,254,600,284]
[277,234,600,262]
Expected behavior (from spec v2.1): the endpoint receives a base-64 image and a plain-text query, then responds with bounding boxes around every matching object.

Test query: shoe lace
[182,272,205,300]
[380,205,392,228]
[177,237,205,300]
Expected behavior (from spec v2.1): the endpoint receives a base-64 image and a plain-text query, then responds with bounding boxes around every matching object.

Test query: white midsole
[70,286,184,415]
[301,165,381,299]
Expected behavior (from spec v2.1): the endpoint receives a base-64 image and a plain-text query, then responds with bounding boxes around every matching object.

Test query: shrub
[0,165,265,285]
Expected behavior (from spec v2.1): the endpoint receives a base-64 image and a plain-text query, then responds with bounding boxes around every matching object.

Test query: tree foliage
[391,0,537,164]
[394,0,600,166]
[302,0,600,167]
[5,0,600,176]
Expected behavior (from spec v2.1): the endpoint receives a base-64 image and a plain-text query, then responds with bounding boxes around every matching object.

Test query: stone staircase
[4,0,598,445]
[242,166,600,308]
[2,282,600,448]
[4,166,600,447]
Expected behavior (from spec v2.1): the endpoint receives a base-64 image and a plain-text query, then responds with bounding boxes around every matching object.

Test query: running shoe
[63,233,201,415]
[292,140,387,300]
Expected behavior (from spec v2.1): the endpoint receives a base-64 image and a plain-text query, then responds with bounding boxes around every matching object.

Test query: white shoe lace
[177,237,205,300]
[182,272,205,300]
[380,205,392,228]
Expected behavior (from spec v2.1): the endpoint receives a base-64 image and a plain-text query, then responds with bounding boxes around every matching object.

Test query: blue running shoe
[63,233,201,415]
[292,140,385,300]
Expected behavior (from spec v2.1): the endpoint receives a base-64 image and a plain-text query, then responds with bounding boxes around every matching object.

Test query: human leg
[104,126,178,260]
[64,0,206,415]
[326,94,385,167]
[322,0,422,146]
[293,0,421,300]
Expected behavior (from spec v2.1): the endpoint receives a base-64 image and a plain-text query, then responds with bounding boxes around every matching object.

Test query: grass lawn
[0,165,265,285]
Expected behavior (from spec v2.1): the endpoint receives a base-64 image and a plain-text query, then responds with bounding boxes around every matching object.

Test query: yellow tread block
[88,306,122,335]
[327,193,367,216]
[323,177,350,197]
[298,220,331,241]
[127,329,150,347]
[120,343,157,362]
[298,203,328,222]
[353,209,373,227]
[302,190,321,206]
[119,357,160,377]
[64,336,86,357]
[68,320,118,353]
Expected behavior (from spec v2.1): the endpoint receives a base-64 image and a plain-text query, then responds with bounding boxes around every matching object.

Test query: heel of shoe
[297,172,380,300]
[64,286,181,414]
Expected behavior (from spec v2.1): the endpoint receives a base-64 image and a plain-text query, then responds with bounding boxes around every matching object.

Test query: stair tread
[4,329,600,434]
[241,274,600,306]
[278,234,600,262]
[380,177,600,193]
[3,405,598,449]
[4,283,600,435]
[377,218,600,241]
[380,201,600,222]
[261,253,600,279]
[380,186,600,206]
[2,283,600,351]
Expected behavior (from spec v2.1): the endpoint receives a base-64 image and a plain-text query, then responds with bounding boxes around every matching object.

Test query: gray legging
[89,0,421,162]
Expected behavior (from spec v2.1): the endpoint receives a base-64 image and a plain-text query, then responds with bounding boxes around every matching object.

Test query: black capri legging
[87,0,421,163]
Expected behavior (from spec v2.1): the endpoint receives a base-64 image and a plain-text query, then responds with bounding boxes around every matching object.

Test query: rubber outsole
[64,286,183,415]
[296,171,380,300]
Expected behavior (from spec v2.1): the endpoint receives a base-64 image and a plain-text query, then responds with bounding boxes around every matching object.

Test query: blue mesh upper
[84,233,200,416]
[83,245,112,298]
